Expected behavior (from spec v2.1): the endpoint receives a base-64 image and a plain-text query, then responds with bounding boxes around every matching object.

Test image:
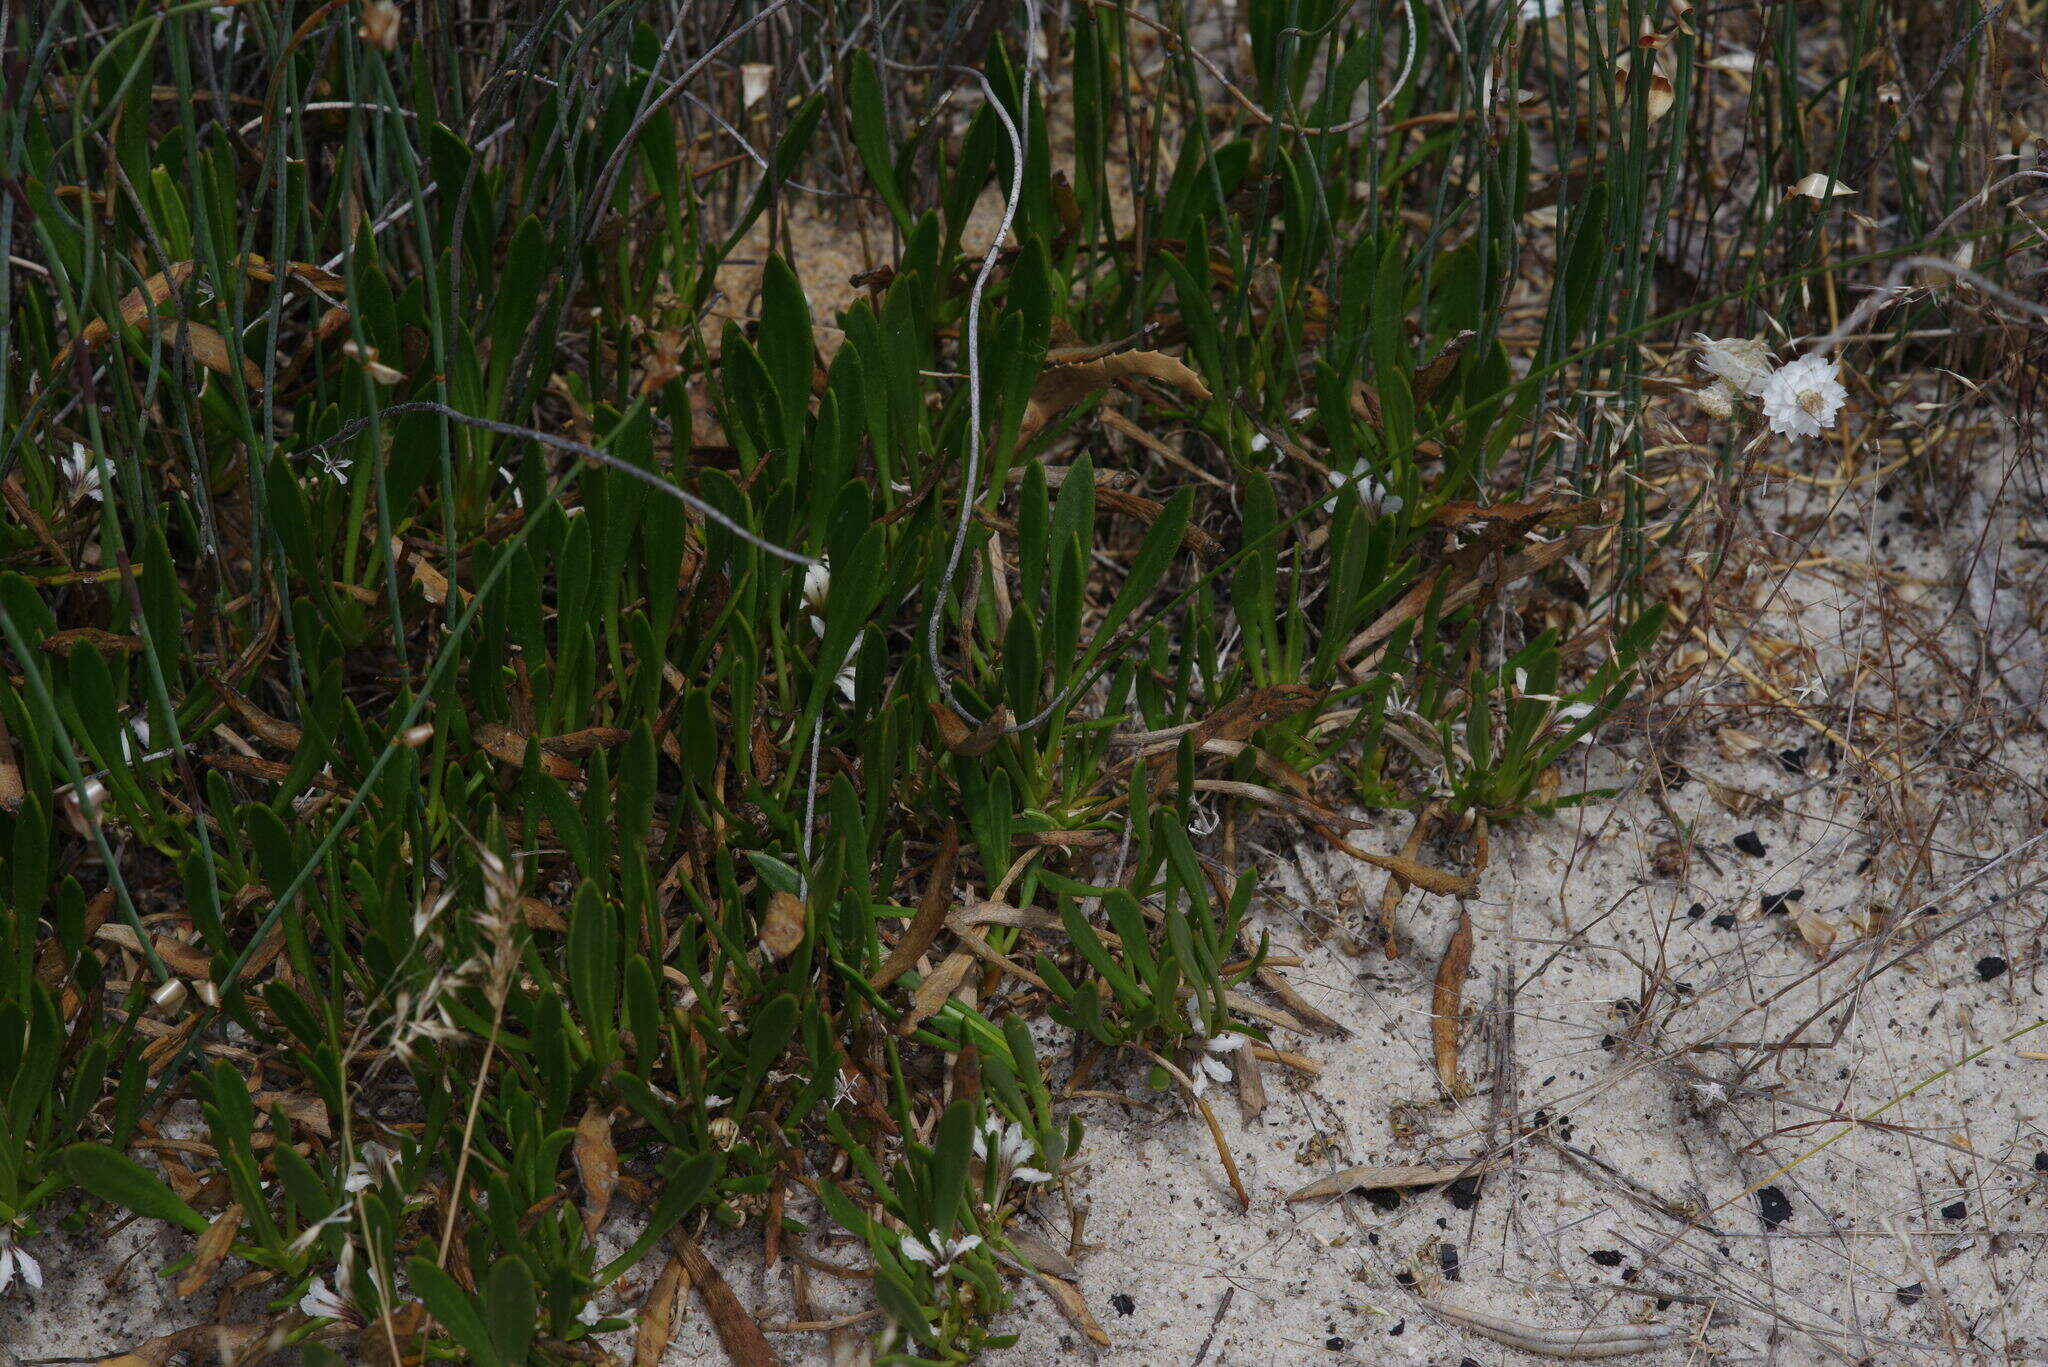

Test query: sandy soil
[9,414,2045,1365]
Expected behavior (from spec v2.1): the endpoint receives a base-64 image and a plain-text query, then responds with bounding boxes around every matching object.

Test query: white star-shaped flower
[899,1230,982,1277]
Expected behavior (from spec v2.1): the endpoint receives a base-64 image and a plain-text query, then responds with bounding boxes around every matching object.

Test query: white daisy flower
[1693,334,1776,397]
[899,1230,981,1277]
[0,1228,42,1295]
[1760,354,1847,440]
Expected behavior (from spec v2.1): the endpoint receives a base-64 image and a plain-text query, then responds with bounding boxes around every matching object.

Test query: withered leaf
[574,1103,620,1238]
[872,827,958,990]
[758,890,807,961]
[1432,909,1474,1098]
[1287,1156,1505,1202]
[1018,350,1212,448]
[669,1230,785,1367]
[175,1202,243,1297]
[1029,1270,1112,1347]
[898,951,975,1036]
[1792,906,1838,957]
[633,1255,688,1367]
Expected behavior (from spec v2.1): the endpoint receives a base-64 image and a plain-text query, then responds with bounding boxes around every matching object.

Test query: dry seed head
[358,1,400,51]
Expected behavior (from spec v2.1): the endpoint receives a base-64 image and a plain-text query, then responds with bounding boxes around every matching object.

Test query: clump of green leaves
[7,0,2001,1357]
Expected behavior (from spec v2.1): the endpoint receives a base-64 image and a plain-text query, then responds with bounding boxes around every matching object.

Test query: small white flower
[1787,173,1857,202]
[802,558,832,637]
[1760,354,1847,440]
[973,1119,1053,1184]
[207,4,245,50]
[831,1072,858,1109]
[287,1200,355,1254]
[313,451,353,485]
[899,1231,982,1277]
[833,639,859,703]
[703,1094,733,1111]
[741,63,774,110]
[0,1230,43,1295]
[61,442,104,505]
[117,714,153,761]
[1693,334,1776,397]
[1325,461,1405,516]
[299,1274,355,1322]
[1183,1000,1247,1098]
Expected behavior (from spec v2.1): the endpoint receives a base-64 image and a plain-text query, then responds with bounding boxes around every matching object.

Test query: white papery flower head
[1693,381,1737,421]
[1693,334,1776,397]
[1760,354,1846,440]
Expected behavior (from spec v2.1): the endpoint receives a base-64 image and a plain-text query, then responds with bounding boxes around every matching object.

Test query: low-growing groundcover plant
[0,0,2019,1360]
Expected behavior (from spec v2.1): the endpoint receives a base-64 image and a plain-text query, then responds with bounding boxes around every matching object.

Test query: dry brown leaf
[1703,777,1758,815]
[97,1322,280,1367]
[758,890,807,961]
[41,626,147,657]
[575,1103,620,1238]
[669,1230,786,1367]
[1793,906,1838,957]
[474,722,582,780]
[175,1202,243,1297]
[1715,726,1768,760]
[999,1226,1080,1280]
[932,702,1011,756]
[633,1255,688,1367]
[543,726,633,757]
[898,951,975,1036]
[250,1091,329,1137]
[358,1302,426,1367]
[1432,909,1474,1098]
[1301,816,1476,896]
[1287,1156,1503,1202]
[1018,350,1212,448]
[206,672,304,750]
[161,320,266,389]
[519,897,568,931]
[1029,1270,1112,1347]
[873,827,958,990]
